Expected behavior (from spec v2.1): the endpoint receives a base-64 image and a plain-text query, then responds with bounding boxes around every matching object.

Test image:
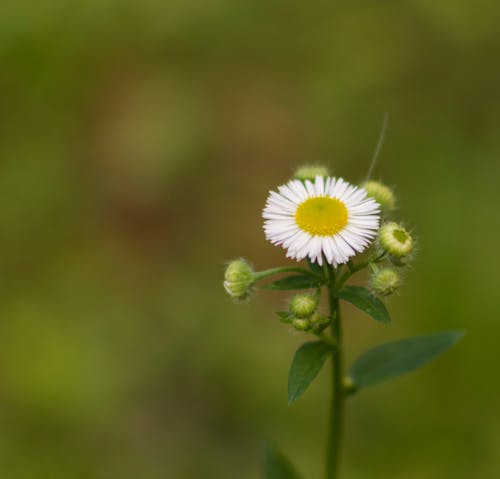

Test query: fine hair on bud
[290,293,318,318]
[361,180,395,211]
[293,164,330,182]
[371,268,400,296]
[378,222,414,259]
[223,258,255,300]
[292,318,311,331]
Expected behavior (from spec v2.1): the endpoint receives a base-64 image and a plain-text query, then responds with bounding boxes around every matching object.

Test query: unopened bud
[292,318,311,331]
[378,222,414,258]
[362,180,395,211]
[294,165,330,182]
[290,293,318,318]
[309,313,329,325]
[223,259,254,300]
[371,268,400,296]
[310,313,331,333]
[343,377,357,395]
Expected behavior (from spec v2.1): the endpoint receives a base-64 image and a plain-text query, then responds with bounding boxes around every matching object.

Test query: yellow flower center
[295,197,348,236]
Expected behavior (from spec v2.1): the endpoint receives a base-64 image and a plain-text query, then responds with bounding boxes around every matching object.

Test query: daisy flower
[263,176,380,266]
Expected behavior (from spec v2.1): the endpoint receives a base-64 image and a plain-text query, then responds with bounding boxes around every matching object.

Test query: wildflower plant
[224,165,462,478]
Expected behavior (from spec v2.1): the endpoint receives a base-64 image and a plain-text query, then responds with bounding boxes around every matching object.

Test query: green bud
[309,313,329,325]
[342,376,357,395]
[294,164,330,182]
[310,313,331,333]
[378,222,414,258]
[223,259,255,300]
[292,318,311,331]
[290,293,318,318]
[361,180,395,211]
[371,268,400,296]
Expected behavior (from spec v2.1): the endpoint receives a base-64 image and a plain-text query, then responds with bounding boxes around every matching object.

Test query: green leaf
[337,286,390,324]
[307,259,324,276]
[263,443,301,479]
[349,331,464,390]
[276,311,294,324]
[264,275,322,291]
[288,341,333,404]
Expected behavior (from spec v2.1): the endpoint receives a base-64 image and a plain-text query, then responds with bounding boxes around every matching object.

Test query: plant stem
[336,252,386,289]
[325,266,344,478]
[253,266,324,281]
[314,332,337,348]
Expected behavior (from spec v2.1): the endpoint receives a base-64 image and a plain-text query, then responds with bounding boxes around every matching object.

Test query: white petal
[315,176,325,196]
[289,180,308,201]
[304,180,316,197]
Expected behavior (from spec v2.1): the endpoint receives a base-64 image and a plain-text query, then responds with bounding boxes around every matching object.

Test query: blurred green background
[1,0,499,478]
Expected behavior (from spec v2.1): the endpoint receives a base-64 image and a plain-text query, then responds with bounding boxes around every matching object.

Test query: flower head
[223,259,255,300]
[263,176,380,266]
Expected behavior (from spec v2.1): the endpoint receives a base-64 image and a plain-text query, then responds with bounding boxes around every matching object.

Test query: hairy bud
[362,180,395,211]
[223,259,255,300]
[290,293,318,318]
[378,222,414,258]
[294,164,330,182]
[371,268,400,296]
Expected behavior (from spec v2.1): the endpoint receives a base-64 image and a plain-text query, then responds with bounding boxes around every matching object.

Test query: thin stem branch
[325,266,344,478]
[336,252,387,290]
[366,113,389,180]
[253,266,324,281]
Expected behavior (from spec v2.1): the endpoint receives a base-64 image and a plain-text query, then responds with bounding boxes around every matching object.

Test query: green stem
[325,266,344,479]
[336,252,386,289]
[314,332,337,348]
[253,266,324,281]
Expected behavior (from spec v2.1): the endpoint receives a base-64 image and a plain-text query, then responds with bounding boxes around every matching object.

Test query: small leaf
[288,341,333,404]
[263,443,301,479]
[276,311,294,324]
[337,286,390,324]
[264,275,322,291]
[307,259,324,276]
[349,331,464,390]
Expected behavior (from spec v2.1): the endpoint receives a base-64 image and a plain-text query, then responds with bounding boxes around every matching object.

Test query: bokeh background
[1,0,499,478]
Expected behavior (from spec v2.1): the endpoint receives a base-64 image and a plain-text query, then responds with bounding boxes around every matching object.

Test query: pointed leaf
[349,331,464,390]
[263,443,301,479]
[307,259,324,276]
[337,286,390,324]
[288,341,332,404]
[264,275,322,291]
[276,311,294,324]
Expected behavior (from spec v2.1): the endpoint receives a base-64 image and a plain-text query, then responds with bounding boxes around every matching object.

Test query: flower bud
[290,293,318,318]
[342,376,357,395]
[292,318,311,331]
[378,222,414,258]
[223,259,255,300]
[294,165,330,182]
[309,313,329,325]
[371,268,400,296]
[310,313,331,333]
[361,180,395,211]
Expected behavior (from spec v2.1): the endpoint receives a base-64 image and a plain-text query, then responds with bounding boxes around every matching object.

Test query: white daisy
[262,176,380,266]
